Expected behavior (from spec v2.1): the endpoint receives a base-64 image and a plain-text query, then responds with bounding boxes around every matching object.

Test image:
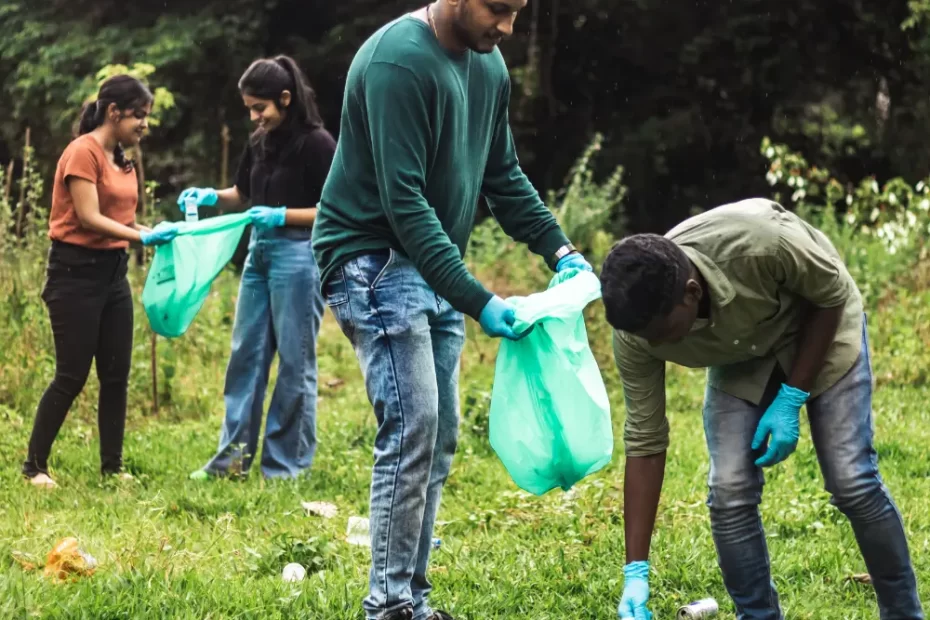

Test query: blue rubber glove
[556,252,593,273]
[140,222,179,247]
[618,561,652,620]
[478,295,530,341]
[751,383,809,467]
[176,187,218,210]
[247,206,287,231]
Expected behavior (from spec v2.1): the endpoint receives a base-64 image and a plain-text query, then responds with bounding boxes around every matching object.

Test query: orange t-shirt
[48,134,139,250]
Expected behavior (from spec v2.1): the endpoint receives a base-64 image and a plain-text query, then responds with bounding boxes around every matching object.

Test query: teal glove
[618,561,652,620]
[248,206,287,231]
[478,295,530,341]
[140,222,179,247]
[751,383,809,467]
[556,252,593,273]
[176,187,218,210]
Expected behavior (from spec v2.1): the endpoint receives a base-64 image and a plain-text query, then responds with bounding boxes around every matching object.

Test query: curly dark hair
[599,233,692,332]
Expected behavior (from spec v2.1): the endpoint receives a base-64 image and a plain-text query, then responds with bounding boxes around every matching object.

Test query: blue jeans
[202,228,324,479]
[323,250,465,620]
[703,316,922,619]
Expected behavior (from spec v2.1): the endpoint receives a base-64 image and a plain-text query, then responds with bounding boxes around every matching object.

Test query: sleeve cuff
[456,284,494,322]
[530,227,572,270]
[624,421,671,457]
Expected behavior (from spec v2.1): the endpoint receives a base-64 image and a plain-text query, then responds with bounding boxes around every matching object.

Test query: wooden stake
[135,145,158,414]
[151,331,159,415]
[221,123,231,189]
[134,145,147,267]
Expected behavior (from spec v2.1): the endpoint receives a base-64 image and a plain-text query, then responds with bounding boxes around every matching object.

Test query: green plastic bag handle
[509,268,604,332]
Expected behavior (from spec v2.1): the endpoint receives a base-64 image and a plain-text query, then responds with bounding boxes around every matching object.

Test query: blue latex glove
[248,206,287,231]
[751,383,809,467]
[140,222,179,247]
[478,295,531,341]
[556,252,593,273]
[176,187,218,210]
[618,561,652,620]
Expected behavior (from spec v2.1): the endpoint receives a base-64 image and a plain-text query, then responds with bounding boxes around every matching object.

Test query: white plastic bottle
[184,197,199,223]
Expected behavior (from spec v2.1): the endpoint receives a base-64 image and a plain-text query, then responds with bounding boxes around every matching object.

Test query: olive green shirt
[613,199,863,457]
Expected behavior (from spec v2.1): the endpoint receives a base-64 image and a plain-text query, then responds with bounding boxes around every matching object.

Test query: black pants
[22,241,134,477]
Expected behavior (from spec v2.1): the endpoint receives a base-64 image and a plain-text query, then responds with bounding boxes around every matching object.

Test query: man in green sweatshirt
[312,2,590,619]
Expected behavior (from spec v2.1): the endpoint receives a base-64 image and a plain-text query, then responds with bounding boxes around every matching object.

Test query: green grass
[1,261,929,619]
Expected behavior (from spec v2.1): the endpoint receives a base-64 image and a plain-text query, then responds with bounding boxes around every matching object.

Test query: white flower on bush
[766,147,775,158]
[920,199,930,212]
[888,192,897,205]
[846,194,854,206]
[906,210,917,227]
[766,171,778,186]
[870,208,880,223]
[845,212,856,225]
[788,176,796,187]
[872,180,880,194]
[792,189,806,202]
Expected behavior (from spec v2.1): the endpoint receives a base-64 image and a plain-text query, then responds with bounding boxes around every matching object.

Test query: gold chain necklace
[426,2,440,40]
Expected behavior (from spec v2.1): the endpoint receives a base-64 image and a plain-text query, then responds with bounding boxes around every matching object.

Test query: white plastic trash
[346,516,371,547]
[282,562,306,582]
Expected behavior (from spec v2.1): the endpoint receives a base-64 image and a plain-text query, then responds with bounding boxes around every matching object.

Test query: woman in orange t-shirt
[22,75,178,488]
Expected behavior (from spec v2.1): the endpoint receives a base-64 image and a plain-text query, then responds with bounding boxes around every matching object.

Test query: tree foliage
[2,0,930,231]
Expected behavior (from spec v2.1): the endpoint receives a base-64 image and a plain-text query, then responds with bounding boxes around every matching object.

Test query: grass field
[1,259,929,619]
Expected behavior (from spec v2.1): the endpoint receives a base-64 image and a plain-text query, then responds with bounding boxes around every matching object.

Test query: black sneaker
[428,612,455,620]
[382,608,414,620]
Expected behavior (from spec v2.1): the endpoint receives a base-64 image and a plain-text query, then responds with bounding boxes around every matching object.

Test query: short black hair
[599,233,692,332]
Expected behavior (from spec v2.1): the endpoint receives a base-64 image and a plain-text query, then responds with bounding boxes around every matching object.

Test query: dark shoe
[428,612,455,620]
[381,608,413,620]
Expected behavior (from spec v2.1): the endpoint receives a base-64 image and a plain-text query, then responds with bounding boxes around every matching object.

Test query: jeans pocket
[357,250,393,291]
[322,267,349,307]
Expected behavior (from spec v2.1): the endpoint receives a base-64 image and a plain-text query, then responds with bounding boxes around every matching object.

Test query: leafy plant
[248,534,336,577]
[760,136,930,307]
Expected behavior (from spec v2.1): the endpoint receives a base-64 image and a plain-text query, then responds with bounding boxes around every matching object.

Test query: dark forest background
[2,0,930,235]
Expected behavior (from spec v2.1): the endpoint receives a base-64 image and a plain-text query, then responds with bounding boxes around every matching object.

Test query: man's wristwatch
[552,243,577,264]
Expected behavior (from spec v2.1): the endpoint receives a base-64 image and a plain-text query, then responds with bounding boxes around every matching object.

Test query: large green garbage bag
[142,213,251,338]
[489,268,613,496]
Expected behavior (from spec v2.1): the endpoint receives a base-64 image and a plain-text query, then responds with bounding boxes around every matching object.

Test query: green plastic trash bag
[489,268,613,496]
[142,213,251,338]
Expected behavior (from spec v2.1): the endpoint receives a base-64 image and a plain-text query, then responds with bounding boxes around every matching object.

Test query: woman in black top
[178,55,336,480]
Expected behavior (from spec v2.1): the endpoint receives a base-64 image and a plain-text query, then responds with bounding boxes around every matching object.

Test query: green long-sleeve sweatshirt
[311,15,569,319]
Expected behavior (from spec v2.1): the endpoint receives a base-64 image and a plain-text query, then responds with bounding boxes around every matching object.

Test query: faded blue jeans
[703,315,922,619]
[323,250,465,620]
[202,227,324,479]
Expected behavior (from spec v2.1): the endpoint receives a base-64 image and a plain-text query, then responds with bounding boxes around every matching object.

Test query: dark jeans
[22,241,134,478]
[703,317,923,619]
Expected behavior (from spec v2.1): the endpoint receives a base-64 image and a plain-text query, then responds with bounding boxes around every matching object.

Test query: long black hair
[238,55,323,152]
[77,75,153,171]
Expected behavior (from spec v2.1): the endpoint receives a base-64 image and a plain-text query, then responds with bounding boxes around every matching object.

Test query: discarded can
[677,598,718,619]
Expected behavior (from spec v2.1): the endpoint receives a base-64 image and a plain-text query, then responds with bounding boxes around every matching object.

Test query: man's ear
[684,278,703,304]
